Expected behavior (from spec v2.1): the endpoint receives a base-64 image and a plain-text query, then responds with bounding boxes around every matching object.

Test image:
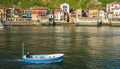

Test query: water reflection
[86,58,120,69]
[22,62,63,69]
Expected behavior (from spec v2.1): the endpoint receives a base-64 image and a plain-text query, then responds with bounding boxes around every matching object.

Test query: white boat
[22,43,64,63]
[22,54,64,63]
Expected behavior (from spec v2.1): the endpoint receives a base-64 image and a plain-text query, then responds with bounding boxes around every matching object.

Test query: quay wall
[3,22,98,26]
[3,22,41,26]
[75,22,98,26]
[110,21,120,26]
[3,21,120,27]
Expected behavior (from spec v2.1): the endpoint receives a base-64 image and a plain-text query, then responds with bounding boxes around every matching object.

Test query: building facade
[88,8,99,18]
[107,2,120,13]
[32,6,48,22]
[60,3,70,22]
[70,11,77,23]
[54,9,64,22]
[60,3,70,13]
[0,7,6,22]
[76,9,82,22]
[113,8,120,18]
[106,2,120,22]
[22,8,32,18]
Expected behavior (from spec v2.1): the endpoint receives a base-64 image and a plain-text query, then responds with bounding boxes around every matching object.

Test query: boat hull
[22,54,64,63]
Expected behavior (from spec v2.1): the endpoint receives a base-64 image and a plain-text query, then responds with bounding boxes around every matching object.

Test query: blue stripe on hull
[23,56,63,63]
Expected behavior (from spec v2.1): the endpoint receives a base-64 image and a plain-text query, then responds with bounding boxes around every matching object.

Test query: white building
[106,2,120,19]
[60,3,70,22]
[54,9,64,22]
[99,9,109,22]
[113,8,120,18]
[107,2,120,13]
[75,9,82,22]
[60,3,70,14]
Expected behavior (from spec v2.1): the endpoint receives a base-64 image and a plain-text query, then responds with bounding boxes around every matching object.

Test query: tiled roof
[54,9,62,12]
[22,8,31,10]
[32,11,38,14]
[32,6,47,10]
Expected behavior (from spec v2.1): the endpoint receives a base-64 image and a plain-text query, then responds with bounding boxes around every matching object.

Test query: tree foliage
[0,0,119,10]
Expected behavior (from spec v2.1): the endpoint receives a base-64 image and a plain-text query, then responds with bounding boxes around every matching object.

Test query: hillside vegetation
[0,0,120,10]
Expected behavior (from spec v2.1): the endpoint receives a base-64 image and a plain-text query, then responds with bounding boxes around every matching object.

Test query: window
[63,8,67,12]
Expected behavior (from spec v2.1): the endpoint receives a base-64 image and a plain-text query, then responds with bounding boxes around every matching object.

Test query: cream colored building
[88,8,99,18]
[0,7,6,21]
[76,9,82,22]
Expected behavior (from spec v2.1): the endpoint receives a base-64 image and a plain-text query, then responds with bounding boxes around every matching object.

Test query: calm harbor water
[0,26,120,69]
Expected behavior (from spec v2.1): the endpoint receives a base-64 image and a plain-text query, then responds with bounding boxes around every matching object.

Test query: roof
[32,6,47,10]
[54,9,62,12]
[32,11,38,14]
[41,16,48,18]
[22,8,31,10]
[107,2,120,5]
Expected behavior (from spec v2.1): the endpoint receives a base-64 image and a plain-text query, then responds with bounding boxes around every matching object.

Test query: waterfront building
[75,8,101,25]
[113,8,120,18]
[32,7,39,22]
[76,9,82,18]
[99,9,109,23]
[0,5,6,22]
[6,6,22,18]
[54,9,64,22]
[60,3,70,22]
[6,8,16,22]
[60,3,70,14]
[99,9,105,18]
[70,11,76,23]
[107,2,120,23]
[14,8,19,18]
[6,6,26,22]
[40,16,49,23]
[106,2,120,18]
[22,8,32,18]
[88,8,99,18]
[106,2,120,13]
[75,9,82,22]
[6,8,32,22]
[32,6,48,22]
[14,6,22,18]
[6,8,14,18]
[111,8,120,23]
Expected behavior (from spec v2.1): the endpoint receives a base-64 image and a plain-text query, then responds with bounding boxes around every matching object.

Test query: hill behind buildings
[0,0,119,10]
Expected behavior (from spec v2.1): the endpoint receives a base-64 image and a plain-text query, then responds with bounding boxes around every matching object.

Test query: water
[0,26,120,69]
